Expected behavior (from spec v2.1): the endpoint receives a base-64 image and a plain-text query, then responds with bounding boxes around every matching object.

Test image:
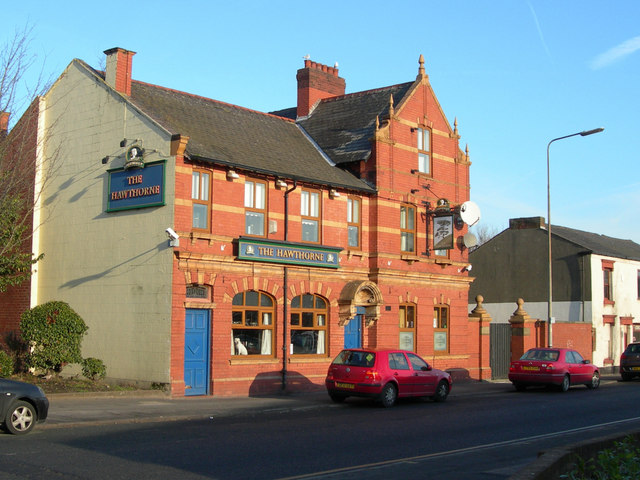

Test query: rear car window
[521,349,559,361]
[332,350,375,367]
[388,352,410,370]
[626,344,640,354]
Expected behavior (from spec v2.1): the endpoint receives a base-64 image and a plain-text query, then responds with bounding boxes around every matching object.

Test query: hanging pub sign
[237,237,341,268]
[433,215,454,250]
[107,161,165,212]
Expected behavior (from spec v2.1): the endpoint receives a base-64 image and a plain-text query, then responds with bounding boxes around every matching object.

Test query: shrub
[563,436,640,479]
[0,350,13,377]
[20,301,88,375]
[81,357,106,380]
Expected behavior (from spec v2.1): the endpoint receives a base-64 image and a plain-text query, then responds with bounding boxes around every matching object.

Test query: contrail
[590,35,640,69]
[528,1,552,59]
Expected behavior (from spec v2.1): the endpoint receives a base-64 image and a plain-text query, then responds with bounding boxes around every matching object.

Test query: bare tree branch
[0,25,56,291]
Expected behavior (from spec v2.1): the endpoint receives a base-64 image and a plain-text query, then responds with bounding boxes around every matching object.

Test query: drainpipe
[282,181,297,390]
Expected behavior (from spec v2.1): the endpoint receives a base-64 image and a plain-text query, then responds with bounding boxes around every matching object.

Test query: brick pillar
[509,298,545,362]
[468,295,492,380]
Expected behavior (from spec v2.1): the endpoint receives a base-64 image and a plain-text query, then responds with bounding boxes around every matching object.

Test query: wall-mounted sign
[107,161,165,212]
[433,215,454,250]
[237,237,341,269]
[124,145,145,170]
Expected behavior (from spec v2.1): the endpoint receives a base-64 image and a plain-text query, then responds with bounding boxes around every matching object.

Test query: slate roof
[297,82,415,165]
[552,225,640,261]
[126,80,374,192]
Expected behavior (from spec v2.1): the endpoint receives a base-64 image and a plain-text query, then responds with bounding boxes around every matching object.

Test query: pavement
[42,377,516,429]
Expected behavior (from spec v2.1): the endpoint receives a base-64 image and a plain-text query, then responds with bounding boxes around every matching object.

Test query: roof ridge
[319,81,413,104]
[132,79,295,123]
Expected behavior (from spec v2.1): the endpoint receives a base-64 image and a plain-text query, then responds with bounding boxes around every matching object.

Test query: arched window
[231,291,274,356]
[399,303,416,351]
[290,294,328,355]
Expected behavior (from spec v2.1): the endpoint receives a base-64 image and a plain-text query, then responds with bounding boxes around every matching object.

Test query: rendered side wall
[34,63,175,383]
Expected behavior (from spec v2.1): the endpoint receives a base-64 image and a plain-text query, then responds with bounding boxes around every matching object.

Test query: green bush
[81,357,106,380]
[563,436,640,480]
[0,350,13,377]
[20,301,88,375]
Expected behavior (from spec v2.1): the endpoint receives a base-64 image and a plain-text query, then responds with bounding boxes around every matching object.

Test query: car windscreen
[332,350,376,368]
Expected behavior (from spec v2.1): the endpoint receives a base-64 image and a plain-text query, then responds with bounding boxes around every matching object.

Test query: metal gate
[490,323,512,379]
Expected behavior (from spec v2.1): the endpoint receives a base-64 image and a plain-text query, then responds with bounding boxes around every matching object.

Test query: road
[1,378,640,479]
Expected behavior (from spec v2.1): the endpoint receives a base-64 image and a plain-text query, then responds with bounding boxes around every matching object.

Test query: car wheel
[433,381,449,402]
[4,401,36,435]
[513,382,527,392]
[328,392,347,403]
[587,371,600,389]
[621,372,632,382]
[559,374,570,392]
[380,383,397,408]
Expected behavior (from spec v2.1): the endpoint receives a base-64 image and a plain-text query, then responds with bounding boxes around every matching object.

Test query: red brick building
[1,49,487,396]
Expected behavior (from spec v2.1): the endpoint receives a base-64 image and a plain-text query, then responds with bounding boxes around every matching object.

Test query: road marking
[276,416,640,479]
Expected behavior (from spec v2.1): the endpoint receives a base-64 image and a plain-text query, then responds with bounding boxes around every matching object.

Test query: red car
[508,347,600,392]
[325,349,452,407]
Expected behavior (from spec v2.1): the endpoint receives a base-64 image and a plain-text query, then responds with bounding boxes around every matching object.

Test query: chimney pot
[0,112,9,136]
[296,58,345,118]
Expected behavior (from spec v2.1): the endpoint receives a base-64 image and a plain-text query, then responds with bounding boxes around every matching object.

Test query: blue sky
[5,1,640,243]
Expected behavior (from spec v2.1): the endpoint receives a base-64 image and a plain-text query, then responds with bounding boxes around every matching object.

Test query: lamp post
[546,127,604,347]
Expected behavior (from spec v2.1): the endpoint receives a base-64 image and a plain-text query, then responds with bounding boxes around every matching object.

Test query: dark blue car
[0,378,49,434]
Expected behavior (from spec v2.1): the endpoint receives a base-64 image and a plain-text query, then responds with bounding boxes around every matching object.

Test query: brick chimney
[104,48,136,96]
[509,217,546,230]
[0,112,9,139]
[296,59,345,118]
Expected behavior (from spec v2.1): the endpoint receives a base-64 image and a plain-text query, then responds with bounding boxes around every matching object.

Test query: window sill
[229,357,279,366]
[435,257,453,266]
[401,254,421,264]
[603,299,615,306]
[288,356,331,363]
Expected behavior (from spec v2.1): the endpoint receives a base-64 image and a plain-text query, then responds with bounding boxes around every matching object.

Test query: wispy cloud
[590,36,640,69]
[527,2,552,59]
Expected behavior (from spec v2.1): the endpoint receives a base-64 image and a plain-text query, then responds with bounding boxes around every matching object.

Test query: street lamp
[547,127,604,347]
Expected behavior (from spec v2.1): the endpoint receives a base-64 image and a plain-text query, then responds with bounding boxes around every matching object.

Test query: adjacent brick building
[1,48,487,396]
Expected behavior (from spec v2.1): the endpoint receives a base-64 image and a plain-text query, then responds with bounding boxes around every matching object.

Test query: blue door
[344,306,364,348]
[184,309,210,396]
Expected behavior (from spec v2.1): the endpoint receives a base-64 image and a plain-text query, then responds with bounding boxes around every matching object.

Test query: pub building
[0,48,489,396]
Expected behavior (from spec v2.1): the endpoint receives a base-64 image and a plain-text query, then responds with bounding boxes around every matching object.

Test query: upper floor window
[232,291,274,356]
[399,303,416,351]
[245,179,266,236]
[602,260,614,304]
[417,127,431,175]
[603,269,612,301]
[347,197,361,249]
[290,294,327,355]
[434,304,449,354]
[301,189,321,243]
[191,170,210,230]
[400,204,415,253]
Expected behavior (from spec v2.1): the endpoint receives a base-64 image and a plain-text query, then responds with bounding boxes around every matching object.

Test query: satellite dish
[463,232,478,248]
[460,201,481,226]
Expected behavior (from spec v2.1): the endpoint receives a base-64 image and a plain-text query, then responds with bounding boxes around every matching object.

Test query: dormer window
[417,127,431,175]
